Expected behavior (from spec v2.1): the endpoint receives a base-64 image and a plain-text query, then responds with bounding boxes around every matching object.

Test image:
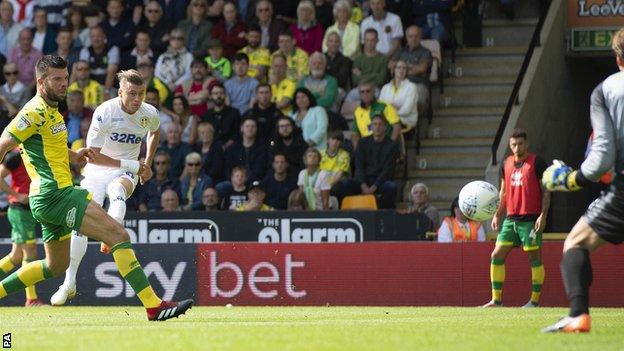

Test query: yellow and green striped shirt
[5,95,73,195]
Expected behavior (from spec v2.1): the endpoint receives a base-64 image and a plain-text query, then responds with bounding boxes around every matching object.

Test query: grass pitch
[2,306,624,351]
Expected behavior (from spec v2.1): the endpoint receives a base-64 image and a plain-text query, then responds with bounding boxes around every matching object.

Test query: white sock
[107,182,127,224]
[63,232,88,288]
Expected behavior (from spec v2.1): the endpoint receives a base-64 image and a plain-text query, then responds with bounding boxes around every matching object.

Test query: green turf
[2,306,624,350]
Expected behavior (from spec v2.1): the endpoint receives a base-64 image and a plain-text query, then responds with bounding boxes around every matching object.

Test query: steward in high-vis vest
[437,197,484,242]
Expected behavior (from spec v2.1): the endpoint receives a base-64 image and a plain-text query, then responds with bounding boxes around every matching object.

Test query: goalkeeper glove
[541,160,583,192]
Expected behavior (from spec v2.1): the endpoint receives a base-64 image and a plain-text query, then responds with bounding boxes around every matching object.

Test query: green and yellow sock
[0,260,52,299]
[0,254,16,276]
[530,259,545,305]
[111,242,161,308]
[22,259,38,300]
[491,258,505,304]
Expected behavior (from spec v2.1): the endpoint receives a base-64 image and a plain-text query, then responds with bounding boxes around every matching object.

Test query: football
[458,181,500,222]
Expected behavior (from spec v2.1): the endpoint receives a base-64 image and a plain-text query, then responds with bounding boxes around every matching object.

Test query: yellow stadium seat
[341,195,378,210]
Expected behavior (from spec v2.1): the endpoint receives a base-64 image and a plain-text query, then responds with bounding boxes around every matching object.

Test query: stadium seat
[341,195,378,210]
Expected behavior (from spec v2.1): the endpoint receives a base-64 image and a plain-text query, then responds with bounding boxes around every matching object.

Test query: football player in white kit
[50,70,160,305]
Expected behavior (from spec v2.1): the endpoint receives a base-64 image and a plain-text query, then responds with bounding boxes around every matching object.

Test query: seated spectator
[315,0,333,29]
[79,26,119,95]
[157,123,193,179]
[195,122,224,183]
[120,30,155,72]
[261,153,298,210]
[290,1,323,55]
[177,0,212,55]
[412,0,452,42]
[212,2,247,60]
[139,1,171,56]
[52,26,79,72]
[322,0,360,59]
[287,188,307,210]
[160,189,181,212]
[224,53,259,115]
[68,60,104,109]
[174,58,214,118]
[324,31,352,92]
[271,29,309,82]
[0,1,24,57]
[379,60,418,128]
[201,82,241,149]
[235,181,273,211]
[180,152,213,211]
[171,95,198,145]
[239,24,270,82]
[31,8,57,55]
[351,81,401,148]
[290,87,328,150]
[202,187,220,211]
[320,131,352,202]
[298,147,332,210]
[63,90,93,145]
[252,0,286,52]
[269,116,308,173]
[101,0,136,52]
[205,38,231,82]
[400,182,441,229]
[224,117,268,183]
[438,197,486,242]
[75,5,98,50]
[244,83,283,143]
[297,52,338,110]
[352,28,388,89]
[360,0,403,57]
[69,117,92,151]
[137,151,181,212]
[154,28,193,91]
[9,28,42,89]
[219,166,249,210]
[269,53,295,114]
[390,25,432,114]
[0,63,30,118]
[144,87,173,137]
[351,114,399,209]
[137,59,171,108]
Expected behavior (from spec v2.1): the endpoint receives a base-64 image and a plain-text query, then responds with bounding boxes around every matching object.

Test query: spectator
[137,59,171,108]
[412,0,452,42]
[269,115,308,173]
[177,0,212,55]
[69,116,92,151]
[101,0,136,52]
[171,95,198,145]
[137,151,181,211]
[239,23,270,82]
[314,0,333,29]
[297,52,338,110]
[352,81,401,148]
[390,25,432,114]
[324,32,352,92]
[63,90,93,145]
[298,147,332,210]
[287,188,307,210]
[175,58,214,118]
[205,38,231,82]
[139,0,171,56]
[379,59,418,129]
[155,28,193,92]
[30,7,56,54]
[195,121,224,183]
[244,83,283,143]
[78,26,119,94]
[0,63,30,117]
[179,152,213,210]
[76,6,101,50]
[0,1,23,57]
[201,82,241,149]
[8,28,42,88]
[212,1,247,60]
[68,60,104,109]
[438,197,485,242]
[290,87,328,150]
[289,0,323,55]
[144,86,173,137]
[34,0,71,30]
[322,0,360,59]
[10,0,34,26]
[225,53,259,115]
[52,26,78,72]
[261,152,298,210]
[224,117,268,183]
[269,53,295,114]
[202,187,220,211]
[219,165,249,210]
[160,189,181,212]
[320,130,352,202]
[252,0,285,52]
[157,121,193,179]
[120,29,155,72]
[352,28,388,88]
[158,0,190,26]
[351,114,399,209]
[402,182,441,229]
[360,0,403,56]
[271,29,309,82]
[67,6,87,50]
[235,180,273,211]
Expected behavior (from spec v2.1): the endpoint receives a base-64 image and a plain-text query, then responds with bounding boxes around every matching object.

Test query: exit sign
[571,27,619,51]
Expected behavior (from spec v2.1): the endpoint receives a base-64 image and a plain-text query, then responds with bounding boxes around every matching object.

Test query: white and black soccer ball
[458,181,500,222]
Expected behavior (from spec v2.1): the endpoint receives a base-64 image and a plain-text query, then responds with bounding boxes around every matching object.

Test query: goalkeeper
[541,27,624,333]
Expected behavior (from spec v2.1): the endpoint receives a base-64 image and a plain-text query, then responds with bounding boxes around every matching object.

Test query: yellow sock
[531,260,545,305]
[491,258,505,304]
[0,255,15,274]
[0,260,52,299]
[23,259,38,300]
[111,242,161,308]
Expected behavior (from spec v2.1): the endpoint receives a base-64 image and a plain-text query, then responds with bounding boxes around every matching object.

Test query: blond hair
[117,69,145,86]
[612,27,624,60]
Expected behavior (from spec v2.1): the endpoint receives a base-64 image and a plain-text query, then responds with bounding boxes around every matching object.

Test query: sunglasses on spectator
[4,71,18,75]
[187,162,200,167]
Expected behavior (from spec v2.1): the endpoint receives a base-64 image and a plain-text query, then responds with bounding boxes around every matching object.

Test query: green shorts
[29,187,91,242]
[7,205,37,244]
[496,218,542,251]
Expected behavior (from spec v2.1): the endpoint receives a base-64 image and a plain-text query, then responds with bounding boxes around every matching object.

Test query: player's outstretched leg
[50,232,87,305]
